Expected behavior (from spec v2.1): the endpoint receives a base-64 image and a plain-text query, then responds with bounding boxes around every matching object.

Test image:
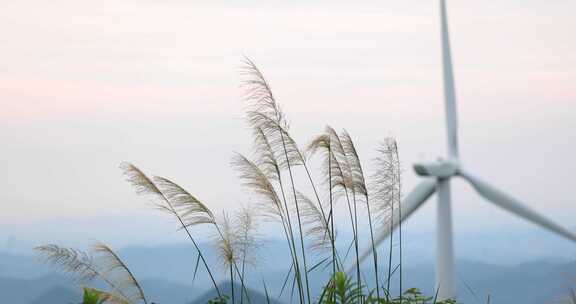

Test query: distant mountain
[0,274,74,304]
[0,251,53,279]
[29,286,77,304]
[1,243,576,304]
[141,278,198,304]
[399,260,576,303]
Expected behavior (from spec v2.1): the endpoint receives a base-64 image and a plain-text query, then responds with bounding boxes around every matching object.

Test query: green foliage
[315,273,460,304]
[208,295,230,304]
[390,288,458,304]
[80,287,130,304]
[320,272,363,304]
[81,287,105,304]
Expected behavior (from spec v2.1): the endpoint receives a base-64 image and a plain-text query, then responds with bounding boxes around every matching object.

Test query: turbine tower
[354,0,576,299]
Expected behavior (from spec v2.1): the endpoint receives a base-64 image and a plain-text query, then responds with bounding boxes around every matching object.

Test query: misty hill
[29,286,77,304]
[1,243,576,304]
[0,274,75,304]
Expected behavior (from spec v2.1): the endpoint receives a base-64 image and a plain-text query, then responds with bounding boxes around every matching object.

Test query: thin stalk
[279,131,311,304]
[279,210,303,303]
[213,225,253,304]
[396,147,403,302]
[330,153,361,292]
[277,175,306,304]
[240,252,246,304]
[302,161,345,271]
[232,257,253,304]
[351,191,361,302]
[160,192,221,297]
[386,193,394,298]
[334,179,360,294]
[342,187,361,298]
[365,193,380,299]
[230,264,235,304]
[328,146,336,303]
[303,164,329,234]
[183,227,221,297]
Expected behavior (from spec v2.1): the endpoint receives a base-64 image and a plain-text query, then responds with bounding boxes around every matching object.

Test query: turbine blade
[460,169,576,242]
[350,179,437,271]
[440,0,459,159]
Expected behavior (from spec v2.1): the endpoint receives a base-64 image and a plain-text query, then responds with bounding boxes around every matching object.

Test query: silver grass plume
[153,176,216,228]
[241,57,287,129]
[247,111,304,169]
[325,127,354,195]
[341,130,381,298]
[213,212,238,269]
[119,162,178,217]
[121,162,215,229]
[35,244,98,283]
[91,242,148,304]
[340,130,368,198]
[119,162,164,199]
[35,245,131,301]
[120,162,221,296]
[370,138,401,227]
[307,129,352,200]
[231,152,285,221]
[35,244,143,304]
[325,127,362,295]
[307,129,358,242]
[236,207,259,304]
[242,59,311,303]
[242,58,304,169]
[236,206,259,268]
[252,126,281,181]
[296,191,333,253]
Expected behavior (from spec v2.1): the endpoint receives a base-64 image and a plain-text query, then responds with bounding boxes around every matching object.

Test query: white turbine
[354,0,576,300]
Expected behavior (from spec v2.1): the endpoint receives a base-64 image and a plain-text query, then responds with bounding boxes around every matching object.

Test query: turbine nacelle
[413,159,459,178]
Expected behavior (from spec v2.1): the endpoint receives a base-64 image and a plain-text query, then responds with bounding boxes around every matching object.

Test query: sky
[1,1,575,257]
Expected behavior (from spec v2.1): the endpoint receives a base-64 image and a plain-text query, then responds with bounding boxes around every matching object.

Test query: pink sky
[1,1,575,248]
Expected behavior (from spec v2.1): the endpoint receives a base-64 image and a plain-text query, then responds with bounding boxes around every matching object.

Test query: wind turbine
[354,0,576,300]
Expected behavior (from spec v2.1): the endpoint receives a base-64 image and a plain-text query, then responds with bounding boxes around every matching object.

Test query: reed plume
[240,57,287,130]
[241,58,310,304]
[252,126,281,182]
[305,132,338,301]
[326,127,361,297]
[308,128,361,295]
[370,138,401,227]
[213,213,237,269]
[232,152,303,302]
[213,213,238,304]
[119,162,220,296]
[91,242,148,304]
[297,191,333,254]
[236,207,259,304]
[36,244,98,283]
[153,176,216,228]
[340,130,367,198]
[370,138,401,296]
[151,173,253,303]
[247,111,304,170]
[231,152,285,221]
[340,130,380,298]
[36,243,146,304]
